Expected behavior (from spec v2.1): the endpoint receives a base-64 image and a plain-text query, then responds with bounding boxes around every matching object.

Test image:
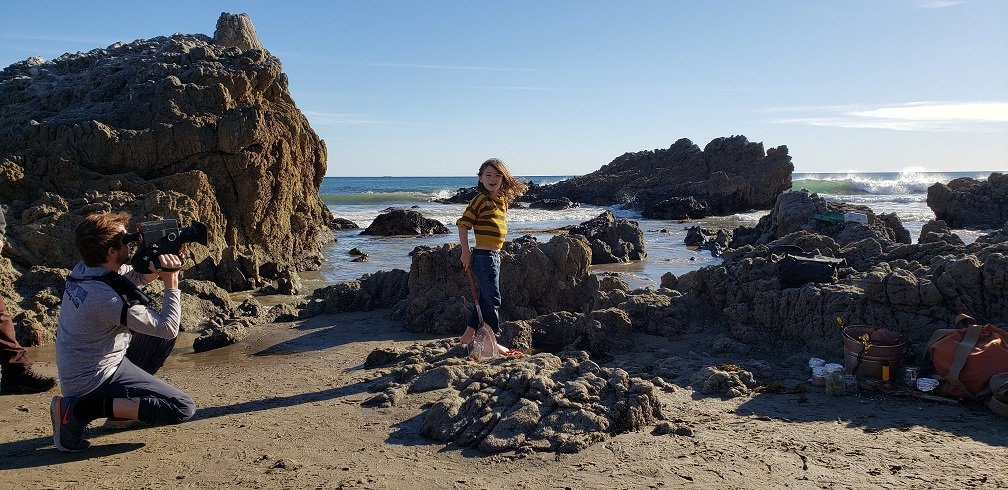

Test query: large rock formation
[0,13,330,344]
[926,172,1008,229]
[391,234,601,334]
[529,136,793,218]
[678,213,1008,354]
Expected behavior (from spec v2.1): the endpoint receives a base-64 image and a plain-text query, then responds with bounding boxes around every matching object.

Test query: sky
[1,1,1007,177]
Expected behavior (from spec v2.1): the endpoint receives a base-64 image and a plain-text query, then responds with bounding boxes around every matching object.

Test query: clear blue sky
[2,1,1006,176]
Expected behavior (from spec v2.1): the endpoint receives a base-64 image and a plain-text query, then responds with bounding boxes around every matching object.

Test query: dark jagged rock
[193,318,252,352]
[640,196,711,220]
[302,269,408,315]
[528,198,578,210]
[361,209,449,236]
[502,309,634,357]
[926,172,1008,229]
[0,13,331,343]
[729,190,911,248]
[436,186,480,204]
[684,226,733,257]
[330,217,360,231]
[919,219,965,246]
[568,211,646,264]
[363,342,665,454]
[527,136,792,217]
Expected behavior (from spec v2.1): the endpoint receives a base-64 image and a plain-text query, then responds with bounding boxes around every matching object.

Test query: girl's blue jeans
[468,249,501,334]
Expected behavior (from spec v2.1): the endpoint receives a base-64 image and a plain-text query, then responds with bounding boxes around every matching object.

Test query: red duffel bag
[926,314,1008,399]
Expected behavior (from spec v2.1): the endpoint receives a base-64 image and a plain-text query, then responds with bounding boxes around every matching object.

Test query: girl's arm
[458,225,471,271]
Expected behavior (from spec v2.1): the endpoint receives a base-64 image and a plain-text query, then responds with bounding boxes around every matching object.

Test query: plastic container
[917,377,939,392]
[826,371,846,396]
[844,212,868,224]
[842,374,857,392]
[902,366,919,388]
[811,366,828,387]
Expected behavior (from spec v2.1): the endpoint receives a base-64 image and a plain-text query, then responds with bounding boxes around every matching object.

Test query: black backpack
[774,245,846,288]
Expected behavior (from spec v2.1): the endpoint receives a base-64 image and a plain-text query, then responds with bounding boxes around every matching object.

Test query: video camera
[122,219,209,274]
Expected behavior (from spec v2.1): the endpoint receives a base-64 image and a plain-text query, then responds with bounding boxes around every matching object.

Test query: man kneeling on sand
[52,212,196,452]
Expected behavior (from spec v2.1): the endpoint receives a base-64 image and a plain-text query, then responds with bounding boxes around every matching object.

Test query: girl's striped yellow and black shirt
[456,193,508,249]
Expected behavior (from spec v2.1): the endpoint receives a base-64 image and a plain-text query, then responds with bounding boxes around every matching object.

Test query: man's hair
[76,212,131,266]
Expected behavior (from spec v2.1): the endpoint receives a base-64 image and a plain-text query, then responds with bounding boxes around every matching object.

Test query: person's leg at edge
[1,294,56,393]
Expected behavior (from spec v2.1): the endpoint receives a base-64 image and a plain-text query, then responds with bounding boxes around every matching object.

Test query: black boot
[1,366,57,394]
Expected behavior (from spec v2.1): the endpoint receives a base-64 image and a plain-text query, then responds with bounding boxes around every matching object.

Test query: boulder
[568,211,646,264]
[302,269,408,315]
[926,172,1008,229]
[361,209,450,236]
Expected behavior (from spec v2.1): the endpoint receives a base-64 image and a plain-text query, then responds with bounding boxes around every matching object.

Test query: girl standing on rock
[456,158,528,356]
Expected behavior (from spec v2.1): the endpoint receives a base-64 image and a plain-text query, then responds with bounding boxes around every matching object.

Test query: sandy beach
[2,309,1005,489]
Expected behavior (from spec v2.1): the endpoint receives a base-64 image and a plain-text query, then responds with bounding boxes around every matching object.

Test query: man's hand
[151,254,182,289]
[460,248,471,271]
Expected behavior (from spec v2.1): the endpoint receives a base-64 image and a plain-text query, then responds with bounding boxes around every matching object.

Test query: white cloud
[769,101,1008,132]
[360,62,543,73]
[302,111,376,126]
[916,0,964,9]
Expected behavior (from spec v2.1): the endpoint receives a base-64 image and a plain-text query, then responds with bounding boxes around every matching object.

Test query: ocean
[311,171,998,290]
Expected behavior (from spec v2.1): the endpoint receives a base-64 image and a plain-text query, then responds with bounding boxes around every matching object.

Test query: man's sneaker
[101,417,146,431]
[50,395,90,452]
[0,367,57,394]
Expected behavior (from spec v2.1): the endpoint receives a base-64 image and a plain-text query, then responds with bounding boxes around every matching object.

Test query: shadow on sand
[0,439,145,469]
[251,309,440,357]
[733,388,1008,447]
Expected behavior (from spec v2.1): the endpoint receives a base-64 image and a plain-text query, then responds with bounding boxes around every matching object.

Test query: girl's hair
[76,211,131,266]
[477,158,528,203]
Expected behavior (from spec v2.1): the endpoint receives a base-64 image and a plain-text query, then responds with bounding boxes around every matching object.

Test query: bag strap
[989,373,1008,417]
[922,313,975,362]
[947,322,985,397]
[66,271,152,326]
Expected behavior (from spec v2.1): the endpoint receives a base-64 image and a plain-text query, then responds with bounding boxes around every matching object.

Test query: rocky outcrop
[361,209,449,236]
[526,136,792,218]
[568,211,646,264]
[677,226,1008,355]
[729,190,911,248]
[0,12,330,297]
[363,343,665,454]
[926,172,1008,229]
[391,235,600,334]
[302,269,408,315]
